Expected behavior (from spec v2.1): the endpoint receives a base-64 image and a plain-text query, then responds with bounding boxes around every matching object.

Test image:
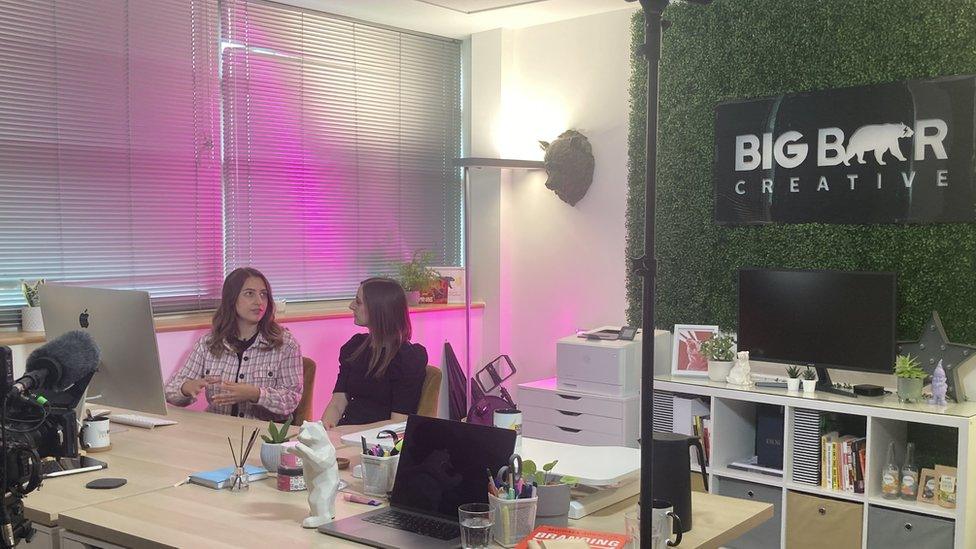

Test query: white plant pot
[802,379,817,394]
[707,360,734,382]
[21,306,44,332]
[786,378,801,392]
[260,442,286,472]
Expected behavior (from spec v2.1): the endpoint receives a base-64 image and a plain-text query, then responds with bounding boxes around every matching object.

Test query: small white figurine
[286,421,340,528]
[931,360,948,406]
[726,350,753,386]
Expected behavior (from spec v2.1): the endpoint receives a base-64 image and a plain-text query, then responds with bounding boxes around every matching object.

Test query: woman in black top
[322,277,428,427]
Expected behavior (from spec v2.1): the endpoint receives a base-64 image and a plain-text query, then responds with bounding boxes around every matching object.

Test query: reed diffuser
[228,426,259,492]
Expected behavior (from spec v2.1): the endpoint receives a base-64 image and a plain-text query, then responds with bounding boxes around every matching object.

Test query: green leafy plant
[522,459,578,486]
[394,250,441,292]
[261,419,296,444]
[698,332,735,361]
[21,279,44,307]
[785,365,802,379]
[802,367,816,381]
[895,354,926,379]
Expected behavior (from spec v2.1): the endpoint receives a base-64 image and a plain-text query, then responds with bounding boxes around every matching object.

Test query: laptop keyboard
[363,510,460,541]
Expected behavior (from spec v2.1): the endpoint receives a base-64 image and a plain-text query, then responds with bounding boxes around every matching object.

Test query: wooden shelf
[711,467,783,488]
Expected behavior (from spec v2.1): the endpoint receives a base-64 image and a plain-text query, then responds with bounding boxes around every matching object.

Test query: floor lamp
[455,157,545,402]
[629,0,711,545]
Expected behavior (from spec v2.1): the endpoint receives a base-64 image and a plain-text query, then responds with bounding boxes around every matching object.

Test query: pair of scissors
[495,454,522,498]
[377,429,402,455]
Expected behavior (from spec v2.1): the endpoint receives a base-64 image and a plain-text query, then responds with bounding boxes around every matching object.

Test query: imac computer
[737,268,896,397]
[39,285,169,416]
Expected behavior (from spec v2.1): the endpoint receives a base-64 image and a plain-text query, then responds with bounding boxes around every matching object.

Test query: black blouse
[333,333,428,426]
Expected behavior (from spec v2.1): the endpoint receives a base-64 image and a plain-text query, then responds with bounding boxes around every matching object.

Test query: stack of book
[821,432,866,493]
[691,414,711,466]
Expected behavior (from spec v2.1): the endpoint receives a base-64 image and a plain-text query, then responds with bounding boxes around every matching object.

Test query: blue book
[188,465,268,489]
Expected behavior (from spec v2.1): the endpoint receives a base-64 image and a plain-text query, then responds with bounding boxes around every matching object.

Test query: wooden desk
[29,407,772,548]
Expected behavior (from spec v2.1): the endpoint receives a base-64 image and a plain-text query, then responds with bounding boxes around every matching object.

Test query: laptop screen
[390,416,516,520]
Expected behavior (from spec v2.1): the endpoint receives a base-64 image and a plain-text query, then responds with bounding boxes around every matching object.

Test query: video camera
[0,331,99,547]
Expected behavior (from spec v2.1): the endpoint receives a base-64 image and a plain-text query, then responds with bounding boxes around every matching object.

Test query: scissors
[377,429,401,455]
[495,454,523,497]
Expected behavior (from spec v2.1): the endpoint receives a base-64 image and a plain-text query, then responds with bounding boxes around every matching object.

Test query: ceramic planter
[405,290,421,306]
[20,306,44,332]
[707,360,733,382]
[260,442,286,472]
[802,379,817,394]
[534,483,571,527]
[897,377,924,402]
[786,378,801,392]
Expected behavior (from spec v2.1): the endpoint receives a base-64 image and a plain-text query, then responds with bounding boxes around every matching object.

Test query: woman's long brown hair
[350,277,412,377]
[208,267,284,356]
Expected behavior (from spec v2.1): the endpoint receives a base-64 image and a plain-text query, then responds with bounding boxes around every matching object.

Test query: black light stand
[629,0,710,546]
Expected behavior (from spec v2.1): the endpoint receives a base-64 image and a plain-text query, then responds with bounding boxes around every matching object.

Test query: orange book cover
[515,525,631,548]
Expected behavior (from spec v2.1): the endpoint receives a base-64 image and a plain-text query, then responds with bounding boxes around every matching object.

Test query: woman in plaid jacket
[164,267,303,421]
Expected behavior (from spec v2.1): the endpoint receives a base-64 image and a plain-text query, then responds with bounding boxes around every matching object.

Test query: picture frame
[935,464,957,509]
[432,267,465,304]
[671,324,719,377]
[917,467,938,504]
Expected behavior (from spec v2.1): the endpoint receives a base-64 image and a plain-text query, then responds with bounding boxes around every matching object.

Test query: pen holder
[488,493,538,547]
[361,454,399,497]
[228,465,250,492]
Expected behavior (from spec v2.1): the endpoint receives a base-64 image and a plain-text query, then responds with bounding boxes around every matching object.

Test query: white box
[556,327,671,397]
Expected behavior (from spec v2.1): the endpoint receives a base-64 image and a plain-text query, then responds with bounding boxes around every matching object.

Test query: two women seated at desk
[164,268,428,425]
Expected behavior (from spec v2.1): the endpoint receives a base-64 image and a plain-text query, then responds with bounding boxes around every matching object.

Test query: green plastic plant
[698,332,735,361]
[394,250,440,292]
[895,354,926,379]
[785,365,802,379]
[522,459,578,486]
[802,367,816,381]
[261,419,296,444]
[21,279,44,307]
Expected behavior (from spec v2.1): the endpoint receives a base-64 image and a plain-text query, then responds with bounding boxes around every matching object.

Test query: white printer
[556,326,672,397]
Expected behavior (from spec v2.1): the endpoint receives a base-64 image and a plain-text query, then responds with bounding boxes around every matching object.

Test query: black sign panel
[713,75,976,224]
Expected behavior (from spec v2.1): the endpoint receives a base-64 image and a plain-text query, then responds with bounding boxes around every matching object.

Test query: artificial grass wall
[626,0,976,342]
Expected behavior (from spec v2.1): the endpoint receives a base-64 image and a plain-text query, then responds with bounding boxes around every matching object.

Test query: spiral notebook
[188,464,268,489]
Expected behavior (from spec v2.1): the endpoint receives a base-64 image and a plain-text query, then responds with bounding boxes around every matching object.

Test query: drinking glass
[458,502,493,549]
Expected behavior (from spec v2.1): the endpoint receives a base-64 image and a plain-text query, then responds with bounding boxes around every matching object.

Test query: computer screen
[737,268,896,373]
[391,416,515,520]
[39,285,168,415]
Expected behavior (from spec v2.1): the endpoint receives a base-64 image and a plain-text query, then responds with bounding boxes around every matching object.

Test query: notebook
[189,464,268,489]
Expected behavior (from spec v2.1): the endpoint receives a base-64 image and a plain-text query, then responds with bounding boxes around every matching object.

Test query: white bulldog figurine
[726,350,753,386]
[286,421,340,528]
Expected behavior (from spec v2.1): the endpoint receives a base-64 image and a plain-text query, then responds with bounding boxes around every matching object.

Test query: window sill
[0,301,484,347]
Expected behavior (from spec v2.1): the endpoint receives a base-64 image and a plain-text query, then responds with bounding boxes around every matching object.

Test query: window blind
[0,0,223,327]
[221,0,463,301]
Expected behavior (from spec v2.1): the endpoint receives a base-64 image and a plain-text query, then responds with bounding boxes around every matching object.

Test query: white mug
[626,501,682,548]
[80,417,111,451]
[493,408,522,454]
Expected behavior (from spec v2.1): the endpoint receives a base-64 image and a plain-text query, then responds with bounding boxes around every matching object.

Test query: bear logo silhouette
[843,123,914,166]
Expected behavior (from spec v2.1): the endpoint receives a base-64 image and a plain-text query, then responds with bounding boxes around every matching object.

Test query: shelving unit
[654,375,974,549]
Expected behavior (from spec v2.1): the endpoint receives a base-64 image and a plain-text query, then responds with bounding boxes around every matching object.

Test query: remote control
[755,381,788,388]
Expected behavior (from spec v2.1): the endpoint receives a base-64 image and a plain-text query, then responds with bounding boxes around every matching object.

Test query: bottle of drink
[901,442,919,500]
[881,441,900,498]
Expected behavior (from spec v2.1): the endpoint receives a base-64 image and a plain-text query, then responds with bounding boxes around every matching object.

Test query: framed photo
[432,267,465,304]
[671,324,719,377]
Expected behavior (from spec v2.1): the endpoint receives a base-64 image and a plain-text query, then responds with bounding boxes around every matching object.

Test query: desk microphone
[7,330,100,399]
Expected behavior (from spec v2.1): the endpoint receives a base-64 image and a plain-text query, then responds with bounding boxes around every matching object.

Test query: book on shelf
[820,432,864,494]
[691,414,711,466]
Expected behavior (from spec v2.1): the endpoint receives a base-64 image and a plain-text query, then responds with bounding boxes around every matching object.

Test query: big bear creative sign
[713,75,976,225]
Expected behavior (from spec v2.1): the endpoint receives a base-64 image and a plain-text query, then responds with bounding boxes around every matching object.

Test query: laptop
[319,416,516,548]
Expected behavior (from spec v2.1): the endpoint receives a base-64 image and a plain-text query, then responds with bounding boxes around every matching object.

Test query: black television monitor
[737,268,896,397]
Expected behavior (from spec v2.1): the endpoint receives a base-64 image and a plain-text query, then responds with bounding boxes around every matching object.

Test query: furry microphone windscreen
[26,330,101,391]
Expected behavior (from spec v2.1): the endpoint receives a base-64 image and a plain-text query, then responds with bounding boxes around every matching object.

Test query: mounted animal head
[539,129,595,206]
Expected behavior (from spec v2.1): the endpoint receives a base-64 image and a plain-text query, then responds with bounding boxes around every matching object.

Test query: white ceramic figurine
[726,350,753,386]
[286,421,340,528]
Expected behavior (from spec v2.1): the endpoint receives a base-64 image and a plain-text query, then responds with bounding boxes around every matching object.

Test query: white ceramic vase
[786,378,801,392]
[707,360,734,382]
[802,379,817,394]
[20,306,44,332]
[260,442,286,472]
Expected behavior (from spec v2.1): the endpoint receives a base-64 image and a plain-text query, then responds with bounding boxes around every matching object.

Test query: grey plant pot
[535,483,570,527]
[405,290,421,306]
[897,377,924,402]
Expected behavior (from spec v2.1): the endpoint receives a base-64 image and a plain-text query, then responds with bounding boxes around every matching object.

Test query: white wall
[469,8,636,388]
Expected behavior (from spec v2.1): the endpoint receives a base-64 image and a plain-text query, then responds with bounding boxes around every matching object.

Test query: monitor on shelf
[39,285,169,415]
[737,268,896,397]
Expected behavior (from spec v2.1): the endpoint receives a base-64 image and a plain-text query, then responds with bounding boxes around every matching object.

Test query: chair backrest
[416,365,442,418]
[293,357,317,425]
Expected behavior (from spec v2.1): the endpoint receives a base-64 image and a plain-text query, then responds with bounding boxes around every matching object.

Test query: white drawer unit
[518,377,639,447]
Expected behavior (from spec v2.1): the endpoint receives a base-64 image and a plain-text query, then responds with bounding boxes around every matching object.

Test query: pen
[361,436,369,455]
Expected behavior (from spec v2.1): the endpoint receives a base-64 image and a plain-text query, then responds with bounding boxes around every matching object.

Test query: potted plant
[895,354,926,402]
[260,419,296,471]
[20,279,45,332]
[699,332,736,382]
[785,365,802,392]
[801,367,817,394]
[393,250,440,306]
[523,459,578,527]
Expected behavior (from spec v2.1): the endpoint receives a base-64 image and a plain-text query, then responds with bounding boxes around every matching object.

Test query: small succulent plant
[894,354,926,379]
[261,419,296,444]
[21,279,45,307]
[699,332,736,362]
[785,365,802,379]
[802,367,817,381]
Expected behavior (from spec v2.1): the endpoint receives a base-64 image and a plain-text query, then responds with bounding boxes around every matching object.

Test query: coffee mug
[493,408,522,453]
[625,500,682,548]
[80,416,111,451]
